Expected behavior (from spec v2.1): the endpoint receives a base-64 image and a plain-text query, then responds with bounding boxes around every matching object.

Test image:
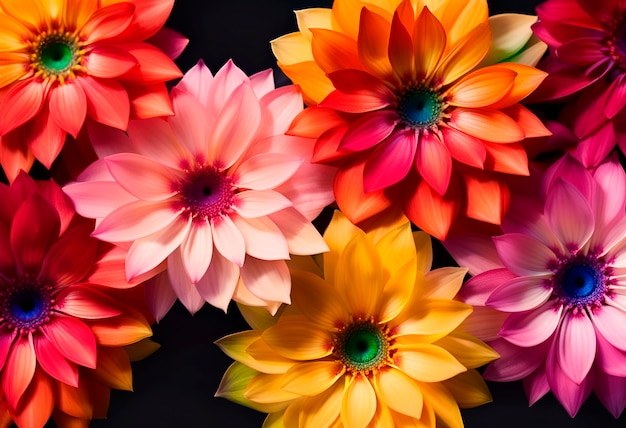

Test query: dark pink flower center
[552,253,608,309]
[176,166,236,221]
[1,279,53,331]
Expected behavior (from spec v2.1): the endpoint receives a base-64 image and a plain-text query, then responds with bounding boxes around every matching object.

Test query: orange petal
[281,361,345,395]
[277,60,333,105]
[462,170,511,224]
[435,22,491,86]
[378,261,417,324]
[441,126,486,169]
[11,368,54,428]
[91,346,132,391]
[341,375,377,427]
[502,104,551,138]
[217,330,295,375]
[448,107,525,143]
[64,0,97,30]
[288,106,347,139]
[483,141,529,175]
[358,8,392,80]
[392,299,473,337]
[331,0,363,40]
[419,381,464,428]
[56,378,94,419]
[0,13,31,51]
[374,367,423,418]
[262,316,333,360]
[447,66,517,108]
[413,6,446,80]
[487,63,547,109]
[311,28,362,74]
[322,209,362,286]
[299,378,344,427]
[442,369,492,408]
[437,0,488,47]
[245,373,301,404]
[88,311,152,346]
[2,334,36,409]
[404,176,458,240]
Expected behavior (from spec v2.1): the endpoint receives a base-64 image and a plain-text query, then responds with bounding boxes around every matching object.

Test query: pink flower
[63,60,334,319]
[449,154,626,417]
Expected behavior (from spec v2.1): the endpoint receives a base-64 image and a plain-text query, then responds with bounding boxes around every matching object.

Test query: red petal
[0,79,45,135]
[339,110,397,152]
[84,45,138,78]
[2,334,36,409]
[388,9,414,82]
[415,132,452,195]
[363,130,416,191]
[41,222,97,286]
[23,104,66,169]
[404,175,458,240]
[146,27,189,60]
[33,334,79,387]
[49,81,87,138]
[42,315,97,369]
[0,128,36,182]
[55,285,123,319]
[287,106,347,139]
[81,3,134,43]
[117,42,182,84]
[441,127,486,169]
[126,82,174,119]
[78,75,129,130]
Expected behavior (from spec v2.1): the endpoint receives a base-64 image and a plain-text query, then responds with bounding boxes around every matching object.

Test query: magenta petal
[557,312,596,384]
[458,268,516,306]
[594,371,626,418]
[595,327,626,377]
[415,132,452,196]
[572,120,616,168]
[146,27,189,60]
[42,315,97,369]
[545,179,594,252]
[591,305,626,351]
[499,303,563,347]
[443,233,504,276]
[486,276,553,312]
[483,338,549,382]
[363,129,416,192]
[493,233,556,277]
[605,73,626,118]
[195,249,239,312]
[339,110,397,152]
[523,364,550,406]
[34,335,78,387]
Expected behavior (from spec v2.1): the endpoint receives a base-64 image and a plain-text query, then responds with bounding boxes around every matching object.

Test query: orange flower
[273,0,550,239]
[0,0,183,182]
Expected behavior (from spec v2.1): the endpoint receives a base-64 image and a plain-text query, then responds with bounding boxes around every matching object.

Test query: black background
[75,1,626,427]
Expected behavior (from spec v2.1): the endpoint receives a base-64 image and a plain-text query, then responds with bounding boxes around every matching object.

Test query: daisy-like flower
[451,154,626,417]
[0,172,153,427]
[216,211,497,428]
[272,0,549,239]
[0,0,184,182]
[531,0,626,167]
[63,60,335,319]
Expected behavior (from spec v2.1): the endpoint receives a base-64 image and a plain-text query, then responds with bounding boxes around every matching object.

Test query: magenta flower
[449,154,626,417]
[63,60,334,319]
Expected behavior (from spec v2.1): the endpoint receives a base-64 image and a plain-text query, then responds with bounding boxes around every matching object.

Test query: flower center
[552,254,608,309]
[398,87,442,129]
[176,165,236,222]
[1,280,53,331]
[336,321,389,374]
[30,30,84,83]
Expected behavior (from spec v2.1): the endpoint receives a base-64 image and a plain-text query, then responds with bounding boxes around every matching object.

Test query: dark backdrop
[82,1,626,427]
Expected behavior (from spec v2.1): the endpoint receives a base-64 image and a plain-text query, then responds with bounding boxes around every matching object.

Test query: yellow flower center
[335,320,394,375]
[30,30,85,84]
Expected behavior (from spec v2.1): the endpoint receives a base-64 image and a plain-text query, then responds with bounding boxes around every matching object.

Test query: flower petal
[168,87,207,159]
[413,6,446,80]
[78,75,129,130]
[448,108,525,143]
[493,233,556,276]
[290,269,349,330]
[262,317,333,360]
[269,208,328,256]
[2,334,36,409]
[394,344,467,382]
[486,276,553,312]
[180,220,213,283]
[499,303,563,347]
[234,190,293,218]
[167,249,206,314]
[212,215,245,267]
[558,312,595,384]
[49,81,87,138]
[234,153,303,190]
[545,179,594,252]
[232,216,289,261]
[299,378,344,427]
[341,375,376,428]
[339,110,398,152]
[55,285,123,319]
[143,271,177,322]
[195,249,239,312]
[0,79,44,134]
[435,23,491,86]
[447,66,516,108]
[84,44,138,78]
[363,129,417,192]
[281,360,345,395]
[240,258,291,304]
[591,305,626,351]
[42,315,97,369]
[415,132,452,195]
[374,367,423,419]
[33,334,78,387]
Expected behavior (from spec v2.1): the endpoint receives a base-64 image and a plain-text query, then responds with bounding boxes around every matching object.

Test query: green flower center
[337,322,388,373]
[30,30,83,82]
[398,88,442,129]
[41,41,73,72]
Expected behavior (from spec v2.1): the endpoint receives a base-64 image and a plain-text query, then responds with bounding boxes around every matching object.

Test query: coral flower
[450,154,626,417]
[532,0,626,166]
[63,60,335,319]
[272,0,549,239]
[216,211,497,428]
[0,0,184,182]
[0,172,153,427]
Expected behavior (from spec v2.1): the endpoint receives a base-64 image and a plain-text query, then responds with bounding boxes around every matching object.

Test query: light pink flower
[63,60,334,319]
[449,153,626,417]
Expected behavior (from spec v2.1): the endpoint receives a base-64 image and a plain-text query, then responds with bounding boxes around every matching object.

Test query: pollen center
[1,280,53,331]
[552,254,608,308]
[398,88,442,129]
[176,166,236,221]
[336,321,389,373]
[30,31,83,82]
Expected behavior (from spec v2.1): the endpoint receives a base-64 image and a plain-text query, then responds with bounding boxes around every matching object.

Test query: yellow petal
[377,261,416,324]
[413,231,433,274]
[91,346,132,391]
[392,298,473,337]
[418,381,463,428]
[281,361,345,395]
[124,338,160,362]
[422,266,467,300]
[263,411,286,428]
[335,231,384,319]
[442,369,492,408]
[271,32,315,65]
[0,14,31,51]
[433,330,499,368]
[341,375,377,428]
[295,8,334,40]
[435,22,491,86]
[367,401,395,428]
[263,316,334,360]
[246,372,301,404]
[300,378,345,428]
[507,35,547,67]
[447,66,517,108]
[216,330,294,374]
[481,13,538,65]
[373,220,416,282]
[374,367,423,419]
[323,210,362,287]
[393,344,467,382]
[291,269,350,330]
[237,302,283,331]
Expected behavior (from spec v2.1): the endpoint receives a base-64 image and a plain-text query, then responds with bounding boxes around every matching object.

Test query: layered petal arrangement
[63,60,335,319]
[0,172,153,427]
[0,0,184,182]
[272,0,550,239]
[452,154,626,417]
[216,211,497,427]
[532,0,626,166]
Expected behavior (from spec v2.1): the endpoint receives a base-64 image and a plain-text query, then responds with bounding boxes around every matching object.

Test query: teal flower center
[31,31,83,81]
[176,166,236,222]
[552,254,608,308]
[1,280,53,331]
[398,88,442,129]
[41,41,73,72]
[337,322,388,373]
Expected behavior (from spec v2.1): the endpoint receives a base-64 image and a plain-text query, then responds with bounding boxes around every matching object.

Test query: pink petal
[605,73,626,118]
[2,334,35,409]
[143,271,177,322]
[78,75,130,130]
[415,132,452,196]
[123,118,187,167]
[195,249,239,311]
[86,120,134,158]
[42,315,97,368]
[591,305,626,351]
[55,285,123,319]
[256,85,303,140]
[63,181,136,219]
[233,190,293,218]
[104,153,182,201]
[167,249,206,314]
[269,208,329,255]
[240,258,291,304]
[232,216,289,260]
[249,68,275,98]
[458,268,517,306]
[595,326,626,377]
[146,27,188,60]
[486,276,553,312]
[212,215,245,267]
[483,338,549,381]
[33,334,78,387]
[234,153,304,190]
[126,216,191,280]
[208,82,261,169]
[594,371,626,418]
[573,120,616,168]
[499,303,563,347]
[93,200,181,242]
[0,79,44,134]
[168,87,208,159]
[205,60,250,118]
[338,110,398,152]
[523,364,550,405]
[175,59,213,107]
[493,233,556,276]
[363,129,417,192]
[443,233,504,276]
[180,220,213,283]
[558,312,596,384]
[545,179,594,251]
[49,81,87,138]
[84,45,138,78]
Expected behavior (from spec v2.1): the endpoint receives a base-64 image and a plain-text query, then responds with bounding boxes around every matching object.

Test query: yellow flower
[216,211,497,428]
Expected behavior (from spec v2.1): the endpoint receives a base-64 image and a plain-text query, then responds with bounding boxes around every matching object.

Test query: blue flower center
[177,166,236,222]
[553,254,607,308]
[10,289,46,322]
[1,281,53,331]
[561,264,598,298]
[398,88,442,129]
[336,322,389,373]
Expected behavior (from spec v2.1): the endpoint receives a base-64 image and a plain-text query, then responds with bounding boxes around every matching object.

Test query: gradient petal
[558,312,595,384]
[49,81,87,138]
[499,303,562,347]
[374,367,423,419]
[341,375,376,428]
